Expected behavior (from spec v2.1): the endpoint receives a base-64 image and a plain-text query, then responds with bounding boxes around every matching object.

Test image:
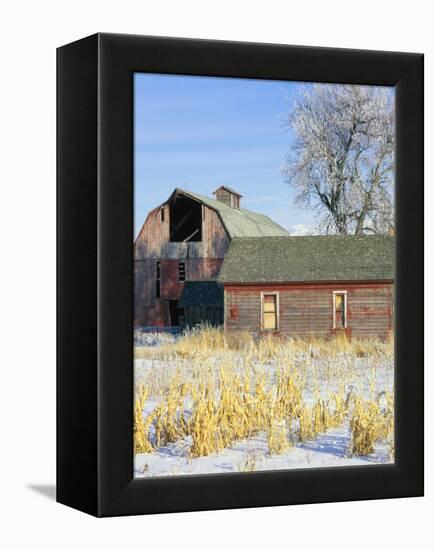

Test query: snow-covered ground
[134,425,391,478]
[134,331,394,478]
[134,328,180,347]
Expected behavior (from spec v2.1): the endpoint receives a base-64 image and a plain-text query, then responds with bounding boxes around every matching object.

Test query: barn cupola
[212,185,242,208]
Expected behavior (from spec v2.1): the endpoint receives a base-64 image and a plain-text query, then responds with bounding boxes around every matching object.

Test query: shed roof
[179,281,224,307]
[173,189,288,238]
[218,236,395,284]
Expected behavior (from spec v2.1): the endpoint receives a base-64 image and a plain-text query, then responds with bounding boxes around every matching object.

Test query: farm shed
[218,235,395,339]
[178,281,224,327]
[134,186,288,327]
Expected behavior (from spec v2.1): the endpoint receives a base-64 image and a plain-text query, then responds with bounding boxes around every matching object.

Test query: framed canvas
[57,33,424,517]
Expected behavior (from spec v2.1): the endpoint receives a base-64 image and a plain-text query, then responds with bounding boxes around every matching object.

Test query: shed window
[262,293,278,330]
[160,208,165,222]
[178,262,186,282]
[333,291,347,328]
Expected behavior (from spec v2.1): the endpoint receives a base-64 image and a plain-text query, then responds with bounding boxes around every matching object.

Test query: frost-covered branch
[282,84,395,235]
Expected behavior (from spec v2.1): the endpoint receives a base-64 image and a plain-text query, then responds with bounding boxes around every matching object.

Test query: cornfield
[134,326,394,464]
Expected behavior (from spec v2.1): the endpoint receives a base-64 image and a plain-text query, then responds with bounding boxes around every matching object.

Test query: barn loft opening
[169,195,202,242]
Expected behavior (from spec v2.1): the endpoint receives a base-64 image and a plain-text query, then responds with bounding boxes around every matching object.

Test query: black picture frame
[57,33,424,517]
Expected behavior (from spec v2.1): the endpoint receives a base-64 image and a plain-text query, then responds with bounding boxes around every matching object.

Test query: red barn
[134,186,288,327]
[217,236,395,339]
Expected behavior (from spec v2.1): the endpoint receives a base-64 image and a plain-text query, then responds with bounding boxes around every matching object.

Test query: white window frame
[333,290,348,329]
[260,291,280,331]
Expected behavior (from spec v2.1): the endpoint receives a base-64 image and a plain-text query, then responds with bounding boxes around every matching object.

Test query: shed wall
[224,282,393,339]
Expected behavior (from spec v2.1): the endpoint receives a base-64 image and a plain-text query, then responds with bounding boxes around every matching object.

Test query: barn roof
[172,189,289,238]
[179,281,224,307]
[218,236,395,283]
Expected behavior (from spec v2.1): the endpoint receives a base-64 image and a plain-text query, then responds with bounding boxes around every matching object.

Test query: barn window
[262,293,278,331]
[333,291,347,328]
[160,208,165,222]
[178,262,186,282]
[156,261,161,298]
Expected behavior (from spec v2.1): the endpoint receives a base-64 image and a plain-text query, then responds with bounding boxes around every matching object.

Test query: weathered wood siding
[160,259,224,300]
[134,202,229,326]
[134,206,170,260]
[214,188,240,208]
[224,282,393,339]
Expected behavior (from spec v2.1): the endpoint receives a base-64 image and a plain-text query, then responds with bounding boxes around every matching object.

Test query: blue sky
[134,73,316,238]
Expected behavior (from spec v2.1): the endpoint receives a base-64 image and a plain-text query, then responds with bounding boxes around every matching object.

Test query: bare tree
[282,84,394,235]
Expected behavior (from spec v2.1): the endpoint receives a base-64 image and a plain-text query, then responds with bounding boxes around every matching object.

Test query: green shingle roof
[218,236,395,283]
[176,189,289,238]
[179,281,224,307]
